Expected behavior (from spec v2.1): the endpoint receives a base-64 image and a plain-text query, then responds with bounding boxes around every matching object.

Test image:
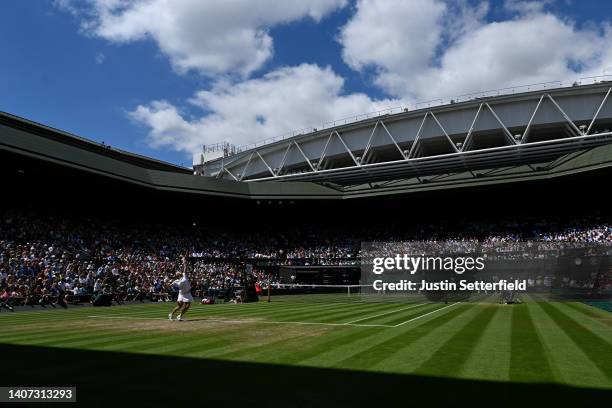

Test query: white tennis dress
[175,274,193,303]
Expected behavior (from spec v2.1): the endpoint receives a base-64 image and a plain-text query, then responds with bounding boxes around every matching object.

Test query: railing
[209,75,612,159]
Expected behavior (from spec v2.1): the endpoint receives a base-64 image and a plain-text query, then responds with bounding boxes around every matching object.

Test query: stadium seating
[1,206,610,309]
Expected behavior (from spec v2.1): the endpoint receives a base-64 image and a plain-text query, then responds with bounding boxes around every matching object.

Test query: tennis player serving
[169,255,193,321]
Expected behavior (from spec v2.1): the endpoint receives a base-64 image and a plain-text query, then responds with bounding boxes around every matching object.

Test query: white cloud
[129,64,400,159]
[339,0,447,75]
[340,0,612,101]
[58,0,347,77]
[59,0,612,160]
[407,13,607,99]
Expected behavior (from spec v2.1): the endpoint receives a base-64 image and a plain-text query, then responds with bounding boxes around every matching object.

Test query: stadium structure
[2,80,612,407]
[196,81,612,193]
[3,80,612,287]
[2,81,612,203]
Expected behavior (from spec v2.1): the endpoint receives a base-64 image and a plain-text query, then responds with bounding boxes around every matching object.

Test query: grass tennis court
[1,296,611,406]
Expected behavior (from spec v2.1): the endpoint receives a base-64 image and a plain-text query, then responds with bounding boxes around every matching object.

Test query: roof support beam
[335,131,360,166]
[462,104,483,152]
[408,114,428,159]
[276,143,293,176]
[255,151,276,177]
[485,102,517,146]
[379,121,407,159]
[360,121,380,165]
[522,95,545,144]
[546,94,582,137]
[239,152,255,181]
[293,141,316,172]
[586,86,612,135]
[429,111,459,153]
[317,132,334,170]
[223,167,239,181]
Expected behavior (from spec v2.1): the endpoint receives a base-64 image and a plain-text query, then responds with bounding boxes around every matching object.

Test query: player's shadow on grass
[2,343,610,407]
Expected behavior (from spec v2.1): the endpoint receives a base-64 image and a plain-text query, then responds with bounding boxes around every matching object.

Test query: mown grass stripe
[198,301,368,319]
[309,303,411,323]
[228,302,360,321]
[254,327,383,365]
[34,330,153,349]
[209,332,326,360]
[12,327,134,347]
[0,326,122,345]
[368,304,483,373]
[460,304,512,382]
[552,302,612,343]
[0,303,155,318]
[136,336,234,356]
[0,314,87,325]
[539,302,612,380]
[342,303,429,324]
[3,298,611,391]
[509,305,555,382]
[134,322,319,358]
[0,326,97,342]
[89,333,188,352]
[113,322,269,356]
[561,302,612,329]
[162,338,248,358]
[364,303,443,326]
[255,303,367,320]
[78,334,175,351]
[381,303,448,326]
[1,307,162,323]
[270,302,391,322]
[115,335,231,355]
[189,303,323,318]
[332,304,474,370]
[415,305,498,376]
[117,322,268,356]
[0,318,120,335]
[528,301,610,388]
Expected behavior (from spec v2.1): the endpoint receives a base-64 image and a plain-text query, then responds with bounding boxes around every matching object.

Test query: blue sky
[1,0,612,166]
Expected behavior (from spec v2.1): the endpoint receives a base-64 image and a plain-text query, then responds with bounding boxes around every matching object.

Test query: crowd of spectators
[0,207,610,310]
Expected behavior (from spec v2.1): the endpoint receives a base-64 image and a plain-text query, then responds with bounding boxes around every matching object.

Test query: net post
[267,285,271,303]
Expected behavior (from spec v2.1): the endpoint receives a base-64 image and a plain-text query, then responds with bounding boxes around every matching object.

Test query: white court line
[393,302,459,327]
[87,315,394,328]
[342,303,428,325]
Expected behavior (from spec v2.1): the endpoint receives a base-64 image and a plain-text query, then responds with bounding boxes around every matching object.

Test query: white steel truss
[208,86,612,184]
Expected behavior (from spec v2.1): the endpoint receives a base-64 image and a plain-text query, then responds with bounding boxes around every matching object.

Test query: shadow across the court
[2,343,610,407]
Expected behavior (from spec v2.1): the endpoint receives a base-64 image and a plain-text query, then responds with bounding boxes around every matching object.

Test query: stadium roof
[2,108,612,200]
[0,111,191,174]
[199,82,612,186]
